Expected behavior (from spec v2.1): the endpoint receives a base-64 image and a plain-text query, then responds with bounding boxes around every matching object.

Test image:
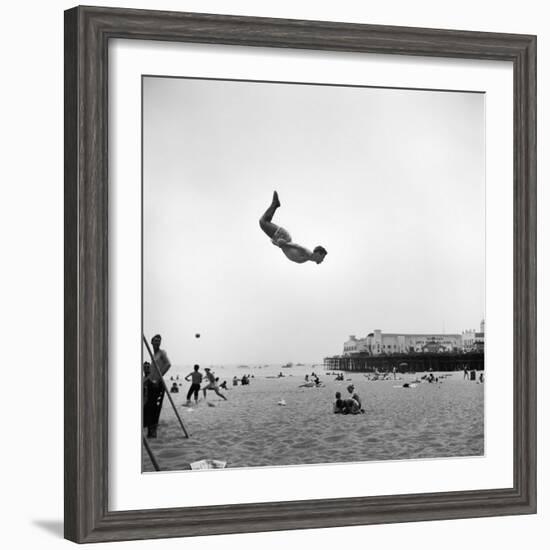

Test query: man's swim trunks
[273,225,292,243]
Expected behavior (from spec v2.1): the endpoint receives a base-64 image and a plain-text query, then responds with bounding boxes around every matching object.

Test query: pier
[324,352,484,373]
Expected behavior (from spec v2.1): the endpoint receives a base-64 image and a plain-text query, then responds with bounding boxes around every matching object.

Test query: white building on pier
[343,319,485,356]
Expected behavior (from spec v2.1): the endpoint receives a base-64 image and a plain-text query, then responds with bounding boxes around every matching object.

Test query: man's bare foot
[272,191,281,208]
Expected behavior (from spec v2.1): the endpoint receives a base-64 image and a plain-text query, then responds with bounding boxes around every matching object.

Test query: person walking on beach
[463,365,469,379]
[259,191,328,265]
[202,368,227,400]
[184,364,203,405]
[143,334,171,438]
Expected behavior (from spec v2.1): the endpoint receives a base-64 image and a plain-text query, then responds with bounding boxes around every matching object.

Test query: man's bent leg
[215,389,227,400]
[259,191,281,238]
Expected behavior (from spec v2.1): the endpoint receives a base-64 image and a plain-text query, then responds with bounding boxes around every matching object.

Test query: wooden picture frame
[64,5,536,543]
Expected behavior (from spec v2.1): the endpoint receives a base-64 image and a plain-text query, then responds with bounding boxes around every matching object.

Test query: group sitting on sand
[333,385,365,415]
[299,373,322,388]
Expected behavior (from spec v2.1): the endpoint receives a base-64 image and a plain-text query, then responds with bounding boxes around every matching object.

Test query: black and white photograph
[141,75,485,472]
[2,0,541,547]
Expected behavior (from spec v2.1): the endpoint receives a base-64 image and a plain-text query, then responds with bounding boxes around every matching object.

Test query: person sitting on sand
[334,392,363,415]
[346,384,365,414]
[170,382,179,393]
[184,364,203,405]
[219,380,228,390]
[202,368,227,400]
[346,384,365,413]
[259,191,327,265]
[232,376,239,386]
[333,392,346,414]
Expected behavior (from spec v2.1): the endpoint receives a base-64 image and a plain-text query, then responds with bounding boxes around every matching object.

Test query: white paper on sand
[190,460,227,470]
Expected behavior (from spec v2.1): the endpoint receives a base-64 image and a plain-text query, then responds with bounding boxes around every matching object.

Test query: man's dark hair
[193,364,199,370]
[152,334,161,342]
[314,246,327,256]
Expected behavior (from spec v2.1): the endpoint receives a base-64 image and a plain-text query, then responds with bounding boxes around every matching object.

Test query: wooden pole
[142,435,161,471]
[143,335,190,439]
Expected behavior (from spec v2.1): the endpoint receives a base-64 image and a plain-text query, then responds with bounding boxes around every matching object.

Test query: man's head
[312,246,328,264]
[335,392,341,399]
[151,334,161,351]
[143,361,151,376]
[347,384,354,394]
[193,364,200,371]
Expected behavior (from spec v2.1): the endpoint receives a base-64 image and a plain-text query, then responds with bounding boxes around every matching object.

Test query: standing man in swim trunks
[143,334,171,438]
[184,364,203,406]
[202,367,227,401]
[259,191,327,264]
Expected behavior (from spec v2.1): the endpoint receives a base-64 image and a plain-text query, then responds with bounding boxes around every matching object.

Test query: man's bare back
[259,191,327,265]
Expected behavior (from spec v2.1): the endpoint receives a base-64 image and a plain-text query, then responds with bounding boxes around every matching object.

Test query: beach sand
[143,368,484,472]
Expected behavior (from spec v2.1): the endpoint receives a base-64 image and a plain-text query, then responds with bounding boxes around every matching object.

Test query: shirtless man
[202,368,227,401]
[259,191,327,264]
[143,334,171,438]
[184,364,203,405]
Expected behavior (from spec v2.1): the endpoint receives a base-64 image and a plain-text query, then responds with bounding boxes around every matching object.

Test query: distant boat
[282,362,293,368]
[238,365,250,369]
[296,362,305,366]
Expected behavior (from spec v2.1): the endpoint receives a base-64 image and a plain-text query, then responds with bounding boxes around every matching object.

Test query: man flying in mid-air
[259,191,327,264]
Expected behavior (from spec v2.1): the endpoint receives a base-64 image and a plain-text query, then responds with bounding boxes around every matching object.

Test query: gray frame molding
[64,5,536,543]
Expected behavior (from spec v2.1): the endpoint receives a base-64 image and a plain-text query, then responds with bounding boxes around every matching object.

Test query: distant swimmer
[259,191,327,264]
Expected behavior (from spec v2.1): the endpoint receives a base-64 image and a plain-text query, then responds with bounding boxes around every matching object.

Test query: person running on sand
[259,191,327,264]
[184,364,203,405]
[202,368,227,400]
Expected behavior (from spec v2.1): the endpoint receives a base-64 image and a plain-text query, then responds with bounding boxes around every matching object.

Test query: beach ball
[195,333,200,338]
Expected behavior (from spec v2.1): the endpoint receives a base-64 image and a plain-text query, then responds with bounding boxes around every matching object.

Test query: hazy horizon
[143,77,485,365]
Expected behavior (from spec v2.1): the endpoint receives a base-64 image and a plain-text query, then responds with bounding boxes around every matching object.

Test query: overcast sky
[143,76,485,366]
